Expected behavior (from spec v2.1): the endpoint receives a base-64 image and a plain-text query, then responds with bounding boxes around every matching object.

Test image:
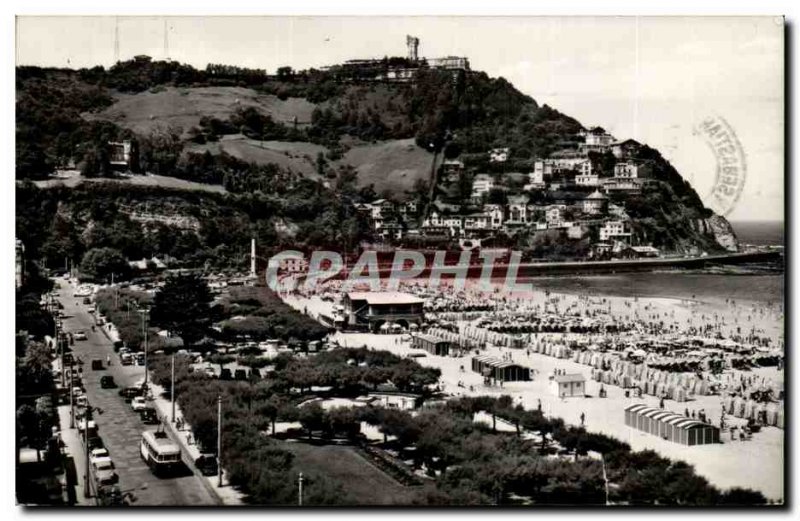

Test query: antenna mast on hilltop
[163,18,170,61]
[114,17,120,64]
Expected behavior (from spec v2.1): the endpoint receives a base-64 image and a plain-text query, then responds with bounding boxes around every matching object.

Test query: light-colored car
[90,448,109,466]
[93,457,118,485]
[131,396,147,412]
[92,456,113,471]
[74,331,88,341]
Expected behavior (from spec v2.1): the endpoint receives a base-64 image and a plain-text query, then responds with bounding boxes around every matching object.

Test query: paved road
[55,280,218,506]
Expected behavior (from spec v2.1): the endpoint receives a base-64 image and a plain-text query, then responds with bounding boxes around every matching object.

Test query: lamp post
[138,307,150,387]
[170,354,176,423]
[298,472,304,506]
[69,361,75,429]
[217,395,222,488]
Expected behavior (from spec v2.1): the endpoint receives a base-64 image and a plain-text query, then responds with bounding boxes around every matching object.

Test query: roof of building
[585,190,608,200]
[554,374,586,383]
[473,355,529,370]
[625,404,713,429]
[550,149,585,159]
[611,138,642,147]
[346,291,425,305]
[413,333,450,344]
[443,159,464,167]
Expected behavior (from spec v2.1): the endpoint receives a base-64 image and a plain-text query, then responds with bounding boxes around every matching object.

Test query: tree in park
[79,247,129,282]
[150,274,213,346]
[298,402,325,440]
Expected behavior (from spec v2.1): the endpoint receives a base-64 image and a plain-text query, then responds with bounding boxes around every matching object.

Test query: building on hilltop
[406,35,420,61]
[599,220,632,242]
[582,190,608,215]
[611,138,642,159]
[578,127,615,153]
[489,148,510,163]
[427,56,471,71]
[471,173,495,200]
[614,161,640,179]
[108,140,133,170]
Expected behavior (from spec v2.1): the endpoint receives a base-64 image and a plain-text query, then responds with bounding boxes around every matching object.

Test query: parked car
[93,458,119,485]
[87,436,104,451]
[234,369,247,381]
[120,353,133,366]
[76,395,88,407]
[91,359,104,370]
[83,297,91,305]
[140,407,159,425]
[135,353,145,366]
[131,396,147,412]
[100,376,116,389]
[204,367,216,379]
[219,368,232,381]
[74,331,88,341]
[118,386,143,402]
[194,454,218,476]
[89,448,110,467]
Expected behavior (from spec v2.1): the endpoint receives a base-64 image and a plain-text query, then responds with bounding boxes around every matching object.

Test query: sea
[730,220,784,247]
[511,220,785,305]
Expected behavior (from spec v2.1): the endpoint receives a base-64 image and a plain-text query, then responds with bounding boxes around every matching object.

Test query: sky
[15,16,784,221]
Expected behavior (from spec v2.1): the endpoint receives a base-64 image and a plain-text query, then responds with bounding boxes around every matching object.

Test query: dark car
[140,407,159,425]
[100,376,116,389]
[219,368,232,381]
[234,369,247,381]
[87,436,104,451]
[83,297,91,305]
[91,359,104,371]
[195,454,218,476]
[118,386,143,403]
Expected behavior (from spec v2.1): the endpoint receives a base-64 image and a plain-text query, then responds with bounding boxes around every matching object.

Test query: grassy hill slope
[334,138,434,199]
[187,135,327,178]
[85,86,317,137]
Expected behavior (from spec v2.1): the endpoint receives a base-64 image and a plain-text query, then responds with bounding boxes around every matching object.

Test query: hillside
[334,138,435,198]
[16,56,736,261]
[85,86,318,137]
[187,135,328,178]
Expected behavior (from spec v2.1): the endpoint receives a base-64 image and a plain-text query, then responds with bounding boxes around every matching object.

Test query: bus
[140,430,182,475]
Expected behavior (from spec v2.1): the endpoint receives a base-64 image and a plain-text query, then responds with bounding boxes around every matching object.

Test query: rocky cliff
[699,215,739,252]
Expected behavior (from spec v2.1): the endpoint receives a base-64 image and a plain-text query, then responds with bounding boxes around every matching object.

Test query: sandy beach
[282,281,785,501]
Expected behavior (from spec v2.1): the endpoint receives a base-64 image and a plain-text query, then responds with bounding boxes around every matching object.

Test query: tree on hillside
[150,273,213,346]
[80,247,129,282]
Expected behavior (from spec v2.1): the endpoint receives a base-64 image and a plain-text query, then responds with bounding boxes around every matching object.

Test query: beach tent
[624,404,720,445]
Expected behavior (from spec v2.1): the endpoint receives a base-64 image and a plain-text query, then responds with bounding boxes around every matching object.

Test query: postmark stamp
[693,114,747,216]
